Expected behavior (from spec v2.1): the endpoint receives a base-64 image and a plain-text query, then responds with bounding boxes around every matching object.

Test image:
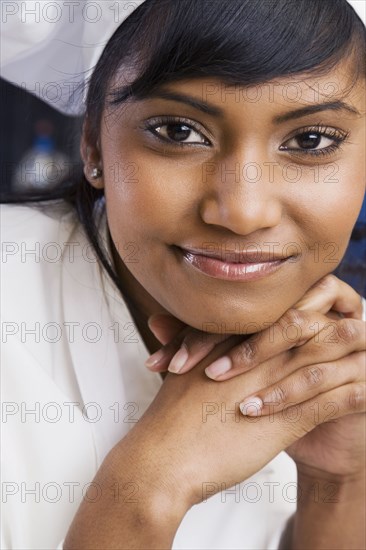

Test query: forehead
[166,64,363,111]
[107,57,365,117]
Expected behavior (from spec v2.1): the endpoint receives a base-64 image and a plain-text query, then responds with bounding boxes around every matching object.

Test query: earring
[91,167,103,179]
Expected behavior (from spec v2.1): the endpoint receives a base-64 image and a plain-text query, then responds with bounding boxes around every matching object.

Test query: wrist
[289,467,366,550]
[105,443,192,520]
[297,464,365,510]
[64,448,189,549]
[296,463,366,498]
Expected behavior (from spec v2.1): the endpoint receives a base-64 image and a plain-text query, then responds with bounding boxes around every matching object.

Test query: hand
[239,320,365,479]
[122,323,364,504]
[146,275,363,377]
[66,327,363,550]
[146,275,366,478]
[64,276,364,548]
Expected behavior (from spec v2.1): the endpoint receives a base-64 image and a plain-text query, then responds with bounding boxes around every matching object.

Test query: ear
[80,116,104,190]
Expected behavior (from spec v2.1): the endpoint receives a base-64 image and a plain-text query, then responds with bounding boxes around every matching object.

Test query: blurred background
[0,77,82,196]
[0,74,365,295]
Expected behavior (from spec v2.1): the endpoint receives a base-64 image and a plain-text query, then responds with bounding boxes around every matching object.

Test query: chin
[168,298,292,335]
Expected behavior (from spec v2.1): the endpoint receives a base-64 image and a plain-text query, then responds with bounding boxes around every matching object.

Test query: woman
[1,0,365,548]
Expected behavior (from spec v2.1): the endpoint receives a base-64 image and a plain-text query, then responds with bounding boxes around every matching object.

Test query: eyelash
[143,116,350,159]
[281,123,350,158]
[143,116,211,147]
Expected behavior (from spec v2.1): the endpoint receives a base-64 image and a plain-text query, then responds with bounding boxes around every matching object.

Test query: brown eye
[279,125,350,158]
[282,132,334,151]
[166,124,192,141]
[154,123,207,144]
[295,132,322,149]
[144,115,212,147]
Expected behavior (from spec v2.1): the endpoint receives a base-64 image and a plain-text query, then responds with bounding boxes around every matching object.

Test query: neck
[108,230,169,355]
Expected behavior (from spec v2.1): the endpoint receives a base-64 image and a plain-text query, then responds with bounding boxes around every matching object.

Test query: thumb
[147,313,187,345]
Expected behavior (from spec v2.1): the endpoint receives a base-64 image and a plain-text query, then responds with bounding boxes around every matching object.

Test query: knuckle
[347,383,366,411]
[302,365,324,388]
[231,338,258,367]
[267,385,287,405]
[317,274,338,291]
[336,319,360,344]
[280,308,307,334]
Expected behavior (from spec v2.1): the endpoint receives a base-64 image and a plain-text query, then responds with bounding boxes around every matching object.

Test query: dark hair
[3,0,366,305]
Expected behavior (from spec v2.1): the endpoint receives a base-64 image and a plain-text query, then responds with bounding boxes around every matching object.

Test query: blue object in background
[12,120,71,191]
[336,195,366,296]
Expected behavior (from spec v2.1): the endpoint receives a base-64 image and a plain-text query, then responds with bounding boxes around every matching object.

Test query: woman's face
[93,62,365,333]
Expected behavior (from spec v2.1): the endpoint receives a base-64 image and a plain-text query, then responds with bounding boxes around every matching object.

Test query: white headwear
[1,0,364,117]
[0,1,146,116]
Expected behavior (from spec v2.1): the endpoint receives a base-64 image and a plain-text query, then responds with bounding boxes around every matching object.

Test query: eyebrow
[140,91,360,122]
[141,90,224,116]
[273,100,360,123]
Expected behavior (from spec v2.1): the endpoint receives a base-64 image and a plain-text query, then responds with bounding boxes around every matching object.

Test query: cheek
[99,125,365,332]
[291,160,365,269]
[101,128,203,245]
[101,145,203,289]
[104,164,195,242]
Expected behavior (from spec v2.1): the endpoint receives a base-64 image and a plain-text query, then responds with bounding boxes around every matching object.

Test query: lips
[179,246,293,264]
[176,246,294,281]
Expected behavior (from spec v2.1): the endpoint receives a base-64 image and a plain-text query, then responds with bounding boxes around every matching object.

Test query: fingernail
[145,348,166,368]
[239,397,263,416]
[205,356,232,379]
[168,346,189,373]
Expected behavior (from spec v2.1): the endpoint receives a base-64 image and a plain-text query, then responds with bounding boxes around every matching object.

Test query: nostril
[201,193,282,236]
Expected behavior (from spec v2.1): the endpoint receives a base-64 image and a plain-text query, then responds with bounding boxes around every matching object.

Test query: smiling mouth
[175,246,295,281]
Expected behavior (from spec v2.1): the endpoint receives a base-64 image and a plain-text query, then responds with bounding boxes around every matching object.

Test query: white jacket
[2,199,328,550]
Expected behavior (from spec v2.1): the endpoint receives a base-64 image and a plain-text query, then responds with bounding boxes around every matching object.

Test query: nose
[200,161,282,235]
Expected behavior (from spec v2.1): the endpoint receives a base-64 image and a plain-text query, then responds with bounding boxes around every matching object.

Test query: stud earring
[91,167,103,179]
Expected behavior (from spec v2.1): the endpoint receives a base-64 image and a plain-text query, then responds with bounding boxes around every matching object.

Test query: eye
[155,123,207,144]
[284,132,334,150]
[279,125,350,158]
[143,116,211,146]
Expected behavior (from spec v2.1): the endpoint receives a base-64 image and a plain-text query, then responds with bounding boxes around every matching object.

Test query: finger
[145,315,235,372]
[167,331,234,374]
[144,324,191,371]
[233,318,366,401]
[254,317,366,389]
[239,351,365,416]
[204,309,330,381]
[146,310,235,373]
[147,326,233,373]
[294,274,363,320]
[147,313,187,345]
[242,382,366,441]
[287,318,366,372]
